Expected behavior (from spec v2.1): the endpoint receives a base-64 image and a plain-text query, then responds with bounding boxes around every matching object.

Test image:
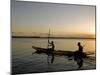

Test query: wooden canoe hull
[32,46,87,58]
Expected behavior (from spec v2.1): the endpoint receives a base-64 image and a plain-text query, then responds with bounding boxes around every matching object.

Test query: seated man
[78,42,83,52]
[74,42,84,69]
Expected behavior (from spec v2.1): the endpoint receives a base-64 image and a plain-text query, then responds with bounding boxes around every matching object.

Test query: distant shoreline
[12,36,95,39]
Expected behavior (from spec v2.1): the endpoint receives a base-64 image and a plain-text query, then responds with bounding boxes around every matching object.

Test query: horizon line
[12,35,96,39]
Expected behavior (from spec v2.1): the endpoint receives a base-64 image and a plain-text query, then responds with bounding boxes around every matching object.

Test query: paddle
[47,28,50,64]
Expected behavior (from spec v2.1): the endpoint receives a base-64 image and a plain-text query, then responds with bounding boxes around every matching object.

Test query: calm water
[12,38,96,74]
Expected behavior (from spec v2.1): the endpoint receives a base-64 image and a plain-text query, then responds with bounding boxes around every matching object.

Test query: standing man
[48,41,55,63]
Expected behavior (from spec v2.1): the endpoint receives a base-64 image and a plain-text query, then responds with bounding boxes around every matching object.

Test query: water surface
[12,38,96,74]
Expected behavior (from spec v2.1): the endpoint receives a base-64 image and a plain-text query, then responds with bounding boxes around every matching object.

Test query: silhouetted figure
[48,41,55,63]
[78,42,83,52]
[74,42,84,69]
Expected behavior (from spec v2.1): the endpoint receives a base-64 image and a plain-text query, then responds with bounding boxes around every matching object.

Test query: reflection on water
[12,38,96,74]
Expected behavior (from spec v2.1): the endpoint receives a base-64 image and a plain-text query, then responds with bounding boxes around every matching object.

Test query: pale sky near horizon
[11,0,95,37]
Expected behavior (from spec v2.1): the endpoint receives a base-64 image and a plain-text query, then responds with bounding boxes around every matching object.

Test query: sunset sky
[11,1,95,38]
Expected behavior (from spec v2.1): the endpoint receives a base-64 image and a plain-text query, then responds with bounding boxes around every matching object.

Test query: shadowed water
[12,38,96,74]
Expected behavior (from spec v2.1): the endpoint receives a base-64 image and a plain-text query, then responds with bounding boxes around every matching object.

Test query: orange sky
[12,1,96,38]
